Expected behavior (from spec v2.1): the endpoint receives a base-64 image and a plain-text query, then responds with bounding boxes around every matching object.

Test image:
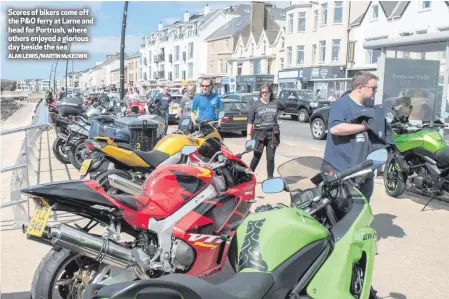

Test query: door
[285,91,299,113]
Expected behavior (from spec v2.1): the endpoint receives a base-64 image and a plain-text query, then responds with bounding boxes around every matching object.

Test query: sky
[1,0,290,81]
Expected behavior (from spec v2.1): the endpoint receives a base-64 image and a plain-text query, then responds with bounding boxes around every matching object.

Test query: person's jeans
[358,176,374,202]
[162,110,169,135]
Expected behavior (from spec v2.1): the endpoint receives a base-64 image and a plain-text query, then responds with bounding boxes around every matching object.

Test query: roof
[265,31,278,45]
[350,1,404,27]
[205,14,250,41]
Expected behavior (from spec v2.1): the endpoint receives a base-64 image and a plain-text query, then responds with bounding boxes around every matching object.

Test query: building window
[312,44,317,65]
[267,59,272,74]
[220,59,225,73]
[225,39,229,50]
[237,63,243,75]
[296,45,304,65]
[298,12,306,32]
[253,59,261,75]
[249,61,253,75]
[210,43,214,54]
[365,49,381,64]
[332,39,340,61]
[372,5,379,19]
[280,58,284,70]
[263,40,267,53]
[174,64,180,79]
[313,10,318,31]
[281,37,285,49]
[187,62,193,78]
[319,41,326,63]
[230,62,233,75]
[209,61,214,74]
[287,46,292,66]
[321,3,328,25]
[288,13,294,33]
[188,42,194,59]
[333,1,343,24]
[421,1,431,10]
[175,46,180,61]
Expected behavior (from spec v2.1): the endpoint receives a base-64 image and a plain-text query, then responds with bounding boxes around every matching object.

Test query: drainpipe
[344,1,352,87]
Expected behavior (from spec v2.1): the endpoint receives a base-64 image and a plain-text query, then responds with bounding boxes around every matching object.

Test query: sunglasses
[201,85,211,88]
[364,85,378,92]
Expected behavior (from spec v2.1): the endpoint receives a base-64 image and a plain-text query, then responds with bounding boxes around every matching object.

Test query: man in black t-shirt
[155,85,172,134]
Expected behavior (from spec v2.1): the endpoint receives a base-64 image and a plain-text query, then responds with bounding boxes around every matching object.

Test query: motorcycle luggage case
[115,116,160,152]
[58,97,84,116]
[88,122,131,143]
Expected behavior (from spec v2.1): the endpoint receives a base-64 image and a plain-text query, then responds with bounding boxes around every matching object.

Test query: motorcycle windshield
[389,96,412,120]
[277,157,337,192]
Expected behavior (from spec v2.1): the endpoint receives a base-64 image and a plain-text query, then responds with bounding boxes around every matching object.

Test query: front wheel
[31,248,98,299]
[52,136,71,164]
[383,157,407,197]
[310,118,326,140]
[298,109,310,123]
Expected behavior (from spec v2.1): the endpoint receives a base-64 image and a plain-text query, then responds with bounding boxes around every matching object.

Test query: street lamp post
[120,1,129,102]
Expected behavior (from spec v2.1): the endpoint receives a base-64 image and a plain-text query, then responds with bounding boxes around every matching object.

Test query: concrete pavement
[1,106,449,298]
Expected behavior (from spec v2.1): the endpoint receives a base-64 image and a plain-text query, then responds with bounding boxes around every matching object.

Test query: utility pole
[65,42,72,92]
[120,1,129,102]
[54,59,59,91]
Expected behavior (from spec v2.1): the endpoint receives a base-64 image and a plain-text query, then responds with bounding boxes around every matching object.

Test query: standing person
[190,78,223,126]
[178,85,195,131]
[247,84,285,179]
[323,71,378,201]
[155,85,172,134]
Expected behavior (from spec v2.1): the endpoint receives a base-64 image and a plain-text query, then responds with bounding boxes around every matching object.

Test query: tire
[52,137,71,164]
[383,157,407,197]
[310,118,326,140]
[31,248,94,299]
[241,130,247,136]
[68,139,88,170]
[298,109,310,123]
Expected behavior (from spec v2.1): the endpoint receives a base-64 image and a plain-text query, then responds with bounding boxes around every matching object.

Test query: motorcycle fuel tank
[234,207,328,273]
[154,134,197,156]
[394,130,446,153]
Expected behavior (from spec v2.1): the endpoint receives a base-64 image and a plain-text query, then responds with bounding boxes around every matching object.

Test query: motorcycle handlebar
[338,160,373,180]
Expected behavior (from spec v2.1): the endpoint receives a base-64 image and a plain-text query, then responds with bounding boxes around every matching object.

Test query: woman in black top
[247,84,285,179]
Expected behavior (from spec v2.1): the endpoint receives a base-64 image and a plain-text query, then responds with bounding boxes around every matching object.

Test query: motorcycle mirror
[181,145,197,156]
[218,111,225,118]
[181,119,190,126]
[366,148,389,170]
[262,178,285,193]
[245,140,256,152]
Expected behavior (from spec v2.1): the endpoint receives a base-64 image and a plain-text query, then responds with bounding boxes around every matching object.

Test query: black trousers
[250,139,277,178]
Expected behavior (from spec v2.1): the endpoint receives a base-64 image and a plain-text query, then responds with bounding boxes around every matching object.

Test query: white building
[40,79,50,91]
[139,4,254,89]
[281,1,367,98]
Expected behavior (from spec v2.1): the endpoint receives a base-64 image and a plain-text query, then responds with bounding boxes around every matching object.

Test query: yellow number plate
[233,116,247,121]
[79,159,92,176]
[27,205,52,237]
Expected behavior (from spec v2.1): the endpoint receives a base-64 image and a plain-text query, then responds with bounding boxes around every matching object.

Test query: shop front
[302,66,350,100]
[277,69,303,90]
[363,32,449,129]
[235,75,274,93]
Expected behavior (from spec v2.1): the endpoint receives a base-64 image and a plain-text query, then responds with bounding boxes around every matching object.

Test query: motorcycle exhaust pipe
[108,174,143,196]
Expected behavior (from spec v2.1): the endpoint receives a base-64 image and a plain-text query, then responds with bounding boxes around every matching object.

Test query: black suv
[278,89,331,123]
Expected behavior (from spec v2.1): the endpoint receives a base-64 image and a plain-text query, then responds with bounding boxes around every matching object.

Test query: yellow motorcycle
[80,112,225,188]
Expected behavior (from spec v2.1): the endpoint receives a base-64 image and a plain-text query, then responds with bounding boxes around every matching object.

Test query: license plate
[27,204,52,237]
[233,116,247,121]
[79,159,92,176]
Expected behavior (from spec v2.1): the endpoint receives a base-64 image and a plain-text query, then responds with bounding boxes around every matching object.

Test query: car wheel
[310,118,326,140]
[298,109,310,123]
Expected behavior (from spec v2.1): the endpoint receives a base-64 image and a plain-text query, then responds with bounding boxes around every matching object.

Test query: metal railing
[0,99,52,227]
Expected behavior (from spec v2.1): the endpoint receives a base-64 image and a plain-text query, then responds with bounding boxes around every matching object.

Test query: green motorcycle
[383,97,448,210]
[82,148,388,299]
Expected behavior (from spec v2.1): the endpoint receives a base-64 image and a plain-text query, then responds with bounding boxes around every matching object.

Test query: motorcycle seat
[111,194,143,211]
[87,272,274,299]
[135,150,170,168]
[115,142,133,150]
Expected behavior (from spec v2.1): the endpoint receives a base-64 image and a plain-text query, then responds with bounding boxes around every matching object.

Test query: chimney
[204,4,211,16]
[184,11,190,22]
[250,2,265,35]
[158,22,163,31]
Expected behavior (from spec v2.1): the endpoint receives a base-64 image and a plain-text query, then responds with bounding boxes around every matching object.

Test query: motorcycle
[82,148,388,299]
[80,112,225,188]
[382,96,449,210]
[22,139,256,299]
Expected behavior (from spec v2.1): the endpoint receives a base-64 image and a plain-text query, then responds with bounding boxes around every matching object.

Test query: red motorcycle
[22,139,256,298]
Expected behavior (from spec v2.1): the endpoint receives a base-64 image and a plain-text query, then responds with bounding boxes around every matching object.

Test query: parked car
[279,88,331,123]
[309,106,330,140]
[222,93,259,106]
[220,98,250,135]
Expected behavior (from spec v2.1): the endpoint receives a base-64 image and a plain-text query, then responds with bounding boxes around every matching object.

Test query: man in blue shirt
[323,71,378,201]
[190,77,223,125]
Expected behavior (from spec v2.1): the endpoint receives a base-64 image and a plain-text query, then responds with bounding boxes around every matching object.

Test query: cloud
[71,34,141,55]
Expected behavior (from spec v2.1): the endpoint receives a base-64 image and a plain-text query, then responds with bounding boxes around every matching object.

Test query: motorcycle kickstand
[422,192,437,211]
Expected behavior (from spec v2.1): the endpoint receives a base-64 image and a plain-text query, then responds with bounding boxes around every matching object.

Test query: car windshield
[277,157,337,192]
[223,101,249,112]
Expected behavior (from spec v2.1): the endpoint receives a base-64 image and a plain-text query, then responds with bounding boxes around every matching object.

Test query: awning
[363,31,449,49]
